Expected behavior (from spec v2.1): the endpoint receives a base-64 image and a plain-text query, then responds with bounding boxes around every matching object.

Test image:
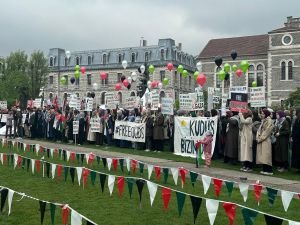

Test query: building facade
[46,38,196,107]
[198,16,300,107]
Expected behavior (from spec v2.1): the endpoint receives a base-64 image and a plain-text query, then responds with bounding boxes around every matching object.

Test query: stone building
[46,38,196,107]
[197,16,300,107]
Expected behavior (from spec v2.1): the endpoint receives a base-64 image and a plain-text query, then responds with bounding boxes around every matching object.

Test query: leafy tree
[286,87,300,107]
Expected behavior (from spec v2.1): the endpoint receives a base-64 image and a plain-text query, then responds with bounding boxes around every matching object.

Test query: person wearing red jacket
[196,131,214,167]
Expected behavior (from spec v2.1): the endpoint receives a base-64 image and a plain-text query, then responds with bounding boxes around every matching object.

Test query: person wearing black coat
[292,108,300,173]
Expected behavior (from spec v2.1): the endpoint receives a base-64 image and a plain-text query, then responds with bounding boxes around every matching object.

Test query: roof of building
[268,26,300,34]
[198,34,269,59]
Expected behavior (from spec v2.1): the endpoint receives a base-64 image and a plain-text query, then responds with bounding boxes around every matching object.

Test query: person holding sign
[196,131,214,168]
[153,108,164,152]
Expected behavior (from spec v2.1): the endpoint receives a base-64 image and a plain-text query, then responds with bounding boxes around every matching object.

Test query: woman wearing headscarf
[256,109,274,175]
[292,108,300,173]
[252,110,261,168]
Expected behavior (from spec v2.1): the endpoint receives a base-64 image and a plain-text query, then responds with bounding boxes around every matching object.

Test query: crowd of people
[1,105,299,175]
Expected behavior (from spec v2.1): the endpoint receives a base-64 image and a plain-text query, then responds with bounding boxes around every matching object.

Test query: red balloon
[115,83,121,91]
[167,63,174,71]
[80,67,86,74]
[236,69,243,78]
[100,72,107,80]
[197,73,206,87]
[151,81,156,89]
[123,79,129,87]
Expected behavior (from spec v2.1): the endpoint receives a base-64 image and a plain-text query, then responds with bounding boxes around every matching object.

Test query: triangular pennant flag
[46,162,51,178]
[126,158,130,172]
[171,168,179,185]
[163,168,169,184]
[50,148,54,158]
[281,190,294,212]
[39,201,47,225]
[266,187,278,206]
[147,164,154,180]
[0,153,3,165]
[132,159,137,174]
[90,171,96,185]
[119,159,124,172]
[85,153,89,165]
[80,154,85,165]
[72,152,78,162]
[35,144,40,154]
[99,174,107,193]
[202,175,211,195]
[239,183,249,202]
[96,156,100,165]
[31,159,35,174]
[102,158,107,168]
[136,179,145,202]
[179,168,187,188]
[66,151,71,161]
[107,158,112,171]
[264,214,283,225]
[225,181,234,197]
[154,166,161,181]
[146,181,158,206]
[213,178,223,197]
[46,148,50,158]
[87,221,95,225]
[22,157,26,169]
[176,191,186,216]
[50,203,56,225]
[51,164,56,179]
[62,150,66,161]
[8,189,14,215]
[88,153,95,166]
[13,154,18,169]
[253,183,263,205]
[289,220,300,225]
[70,167,76,185]
[1,188,8,212]
[61,205,69,225]
[223,202,237,225]
[76,167,83,186]
[190,196,202,224]
[206,199,219,225]
[76,153,79,162]
[58,149,62,159]
[126,178,134,199]
[64,166,69,182]
[71,209,82,225]
[162,187,172,211]
[36,160,41,173]
[190,171,198,187]
[117,177,125,198]
[241,208,258,225]
[83,168,89,188]
[57,165,62,181]
[112,158,118,171]
[108,175,115,196]
[139,162,144,174]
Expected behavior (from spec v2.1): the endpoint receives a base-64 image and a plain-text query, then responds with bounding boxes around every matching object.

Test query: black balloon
[214,56,223,67]
[127,84,131,90]
[225,73,230,80]
[137,67,141,73]
[231,50,237,60]
[87,92,91,97]
[91,92,95,98]
[121,75,126,82]
[70,77,76,84]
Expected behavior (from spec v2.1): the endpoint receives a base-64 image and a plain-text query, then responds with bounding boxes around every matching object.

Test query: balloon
[163,78,169,86]
[147,83,152,89]
[225,73,230,81]
[232,64,238,72]
[123,79,129,87]
[231,50,237,60]
[158,82,163,89]
[194,71,199,80]
[127,83,131,90]
[70,77,76,84]
[75,70,80,79]
[122,60,128,69]
[182,70,188,78]
[91,92,95,98]
[177,65,184,74]
[80,66,86,74]
[236,69,243,78]
[240,60,249,73]
[60,77,66,85]
[131,72,137,81]
[92,82,98,90]
[75,65,80,71]
[197,74,206,87]
[252,81,257,87]
[218,70,226,81]
[87,92,91,97]
[167,63,174,71]
[100,72,107,80]
[65,50,71,59]
[224,63,231,73]
[196,62,202,72]
[151,81,156,89]
[120,75,126,82]
[147,80,151,86]
[127,77,132,84]
[115,83,121,91]
[140,65,145,74]
[148,65,155,74]
[214,56,223,67]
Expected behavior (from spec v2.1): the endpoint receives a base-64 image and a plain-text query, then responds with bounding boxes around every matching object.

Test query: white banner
[249,87,266,108]
[84,97,93,112]
[161,98,174,115]
[0,101,7,109]
[174,116,218,158]
[230,86,248,94]
[90,118,100,133]
[114,121,146,143]
[73,121,79,134]
[125,97,136,110]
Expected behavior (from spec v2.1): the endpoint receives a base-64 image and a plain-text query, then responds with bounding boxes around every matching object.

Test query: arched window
[130,92,135,97]
[145,52,149,62]
[216,67,222,88]
[281,61,286,80]
[131,53,135,63]
[103,54,107,65]
[76,57,80,65]
[248,65,255,87]
[118,54,122,64]
[49,57,54,67]
[288,61,293,80]
[101,92,106,105]
[88,56,92,65]
[256,64,264,87]
[118,92,122,104]
[160,49,165,60]
[159,91,166,102]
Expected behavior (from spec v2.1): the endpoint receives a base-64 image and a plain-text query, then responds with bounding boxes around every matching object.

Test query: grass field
[0,144,299,224]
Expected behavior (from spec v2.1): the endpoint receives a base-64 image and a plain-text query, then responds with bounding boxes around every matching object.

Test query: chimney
[142,40,147,47]
[178,43,182,51]
[140,37,144,47]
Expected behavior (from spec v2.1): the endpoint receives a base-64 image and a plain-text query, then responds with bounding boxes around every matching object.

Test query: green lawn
[0,145,299,224]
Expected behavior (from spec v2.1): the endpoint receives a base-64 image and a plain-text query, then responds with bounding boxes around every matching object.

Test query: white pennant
[126,158,131,172]
[202,175,211,195]
[50,148,54,158]
[31,159,35,174]
[51,164,57,179]
[108,175,115,196]
[35,144,40,155]
[76,167,83,186]
[146,181,158,206]
[23,144,26,152]
[8,189,14,215]
[206,199,219,225]
[11,140,15,148]
[2,138,5,147]
[281,190,294,212]
[147,164,153,180]
[239,183,249,202]
[71,209,82,225]
[289,220,300,225]
[0,153,3,165]
[13,154,18,169]
[170,168,179,185]
[85,153,89,165]
[66,151,71,161]
[107,158,112,171]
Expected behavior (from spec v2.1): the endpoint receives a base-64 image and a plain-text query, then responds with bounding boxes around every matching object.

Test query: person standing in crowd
[105,109,115,146]
[274,110,290,172]
[5,110,13,139]
[292,108,300,173]
[239,110,253,172]
[120,109,130,148]
[29,107,36,139]
[16,107,23,138]
[48,108,56,141]
[87,111,96,144]
[144,109,153,152]
[167,115,175,152]
[78,111,85,145]
[153,108,164,152]
[211,109,221,159]
[252,110,261,168]
[220,112,228,158]
[196,131,214,168]
[256,109,274,175]
[66,111,74,144]
[224,111,239,165]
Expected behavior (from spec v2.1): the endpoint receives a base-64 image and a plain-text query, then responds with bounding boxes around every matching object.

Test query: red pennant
[154,166,161,181]
[162,187,172,211]
[253,183,263,204]
[61,205,69,225]
[131,160,137,174]
[223,202,237,225]
[17,156,22,168]
[179,168,187,188]
[39,146,43,154]
[213,178,223,197]
[297,194,300,199]
[36,160,41,173]
[54,149,59,156]
[70,152,76,161]
[112,158,118,171]
[57,165,62,180]
[117,177,125,198]
[83,168,90,187]
[3,154,7,162]
[88,153,95,166]
[26,144,30,151]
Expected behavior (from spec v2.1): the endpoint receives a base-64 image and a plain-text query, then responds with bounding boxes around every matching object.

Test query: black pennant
[58,149,62,158]
[119,159,124,172]
[27,158,30,172]
[190,196,202,224]
[126,178,134,199]
[96,156,100,165]
[136,179,145,202]
[264,214,283,225]
[62,150,66,161]
[81,154,85,165]
[39,201,47,225]
[86,221,95,225]
[99,174,107,193]
[46,162,51,178]
[102,158,107,168]
[47,148,50,158]
[70,167,75,184]
[1,188,8,212]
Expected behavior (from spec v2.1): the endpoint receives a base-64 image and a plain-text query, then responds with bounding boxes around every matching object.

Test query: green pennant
[176,191,186,216]
[90,171,96,185]
[80,154,85,165]
[76,153,80,162]
[119,159,124,172]
[163,168,169,184]
[70,167,75,184]
[190,171,198,187]
[26,158,30,172]
[86,221,95,225]
[46,162,51,178]
[266,187,278,206]
[190,196,202,224]
[1,188,8,212]
[22,157,26,169]
[50,203,56,225]
[136,179,145,202]
[10,155,13,167]
[58,149,62,158]
[225,181,234,197]
[126,178,134,199]
[64,166,69,182]
[102,158,107,168]
[39,201,46,225]
[139,162,144,174]
[99,174,107,193]
[242,208,258,225]
[96,156,101,165]
[264,214,283,225]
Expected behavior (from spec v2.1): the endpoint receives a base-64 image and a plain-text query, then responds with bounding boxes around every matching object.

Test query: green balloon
[163,78,169,85]
[193,71,199,80]
[232,64,238,72]
[218,70,226,81]
[75,65,80,71]
[177,65,184,74]
[148,65,155,74]
[182,70,188,78]
[224,63,231,73]
[60,77,66,85]
[75,70,80,79]
[240,60,249,73]
[252,81,257,87]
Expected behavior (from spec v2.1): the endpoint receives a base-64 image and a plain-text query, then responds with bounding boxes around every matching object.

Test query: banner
[0,101,7,109]
[174,116,218,158]
[229,86,248,112]
[73,121,79,135]
[125,97,136,110]
[105,92,119,109]
[161,98,174,115]
[84,97,93,112]
[90,118,100,133]
[249,87,266,108]
[114,121,146,143]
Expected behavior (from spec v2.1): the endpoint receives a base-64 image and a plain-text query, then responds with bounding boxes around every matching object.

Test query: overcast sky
[1,0,300,57]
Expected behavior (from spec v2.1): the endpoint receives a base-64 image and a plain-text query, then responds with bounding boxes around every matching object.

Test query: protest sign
[249,87,266,108]
[0,101,7,109]
[33,98,42,108]
[179,93,195,111]
[105,92,119,109]
[73,121,79,134]
[114,121,146,143]
[151,93,159,111]
[229,86,248,112]
[161,97,174,115]
[69,95,81,110]
[84,97,93,112]
[194,88,204,110]
[125,97,136,110]
[90,118,101,133]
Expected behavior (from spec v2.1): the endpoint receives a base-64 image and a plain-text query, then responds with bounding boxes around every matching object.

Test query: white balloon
[122,60,128,69]
[140,65,145,74]
[196,62,202,72]
[128,77,132,84]
[131,72,137,81]
[92,82,98,90]
[65,50,71,59]
[147,81,151,86]
[158,82,163,89]
[147,84,152,89]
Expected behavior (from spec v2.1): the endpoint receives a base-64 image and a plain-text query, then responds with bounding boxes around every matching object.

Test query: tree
[286,87,300,107]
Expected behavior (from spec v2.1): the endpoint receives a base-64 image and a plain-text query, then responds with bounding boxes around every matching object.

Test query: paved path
[6,138,300,193]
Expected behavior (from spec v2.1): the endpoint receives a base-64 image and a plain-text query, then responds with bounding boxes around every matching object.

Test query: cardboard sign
[69,95,81,110]
[90,118,101,133]
[151,93,159,111]
[230,86,248,112]
[114,121,146,143]
[126,97,136,110]
[105,92,119,109]
[161,97,174,115]
[179,94,194,111]
[73,121,79,135]
[0,101,7,109]
[194,88,205,110]
[249,87,266,108]
[84,97,93,112]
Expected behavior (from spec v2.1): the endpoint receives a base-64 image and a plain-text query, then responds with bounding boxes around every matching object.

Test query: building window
[281,61,286,80]
[174,71,177,84]
[87,74,92,85]
[130,92,135,97]
[118,54,122,64]
[49,76,53,85]
[189,76,191,89]
[160,49,165,60]
[288,61,293,80]
[118,92,122,104]
[75,78,80,86]
[101,92,106,105]
[145,52,149,62]
[256,64,264,87]
[180,74,183,89]
[102,73,108,86]
[76,57,80,65]
[117,73,122,82]
[160,71,165,82]
[131,53,135,63]
[64,75,68,86]
[49,57,54,67]
[248,65,255,87]
[64,57,68,66]
[216,67,222,88]
[88,56,92,65]
[103,54,107,65]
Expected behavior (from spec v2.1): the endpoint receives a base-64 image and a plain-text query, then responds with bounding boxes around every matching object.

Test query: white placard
[230,86,248,94]
[125,97,136,110]
[0,101,7,109]
[151,93,159,111]
[84,97,93,112]
[90,118,100,133]
[179,93,197,111]
[0,114,7,123]
[161,98,174,115]
[249,87,266,108]
[105,92,119,109]
[194,88,205,110]
[73,121,79,134]
[33,98,42,108]
[69,95,81,110]
[114,120,146,143]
